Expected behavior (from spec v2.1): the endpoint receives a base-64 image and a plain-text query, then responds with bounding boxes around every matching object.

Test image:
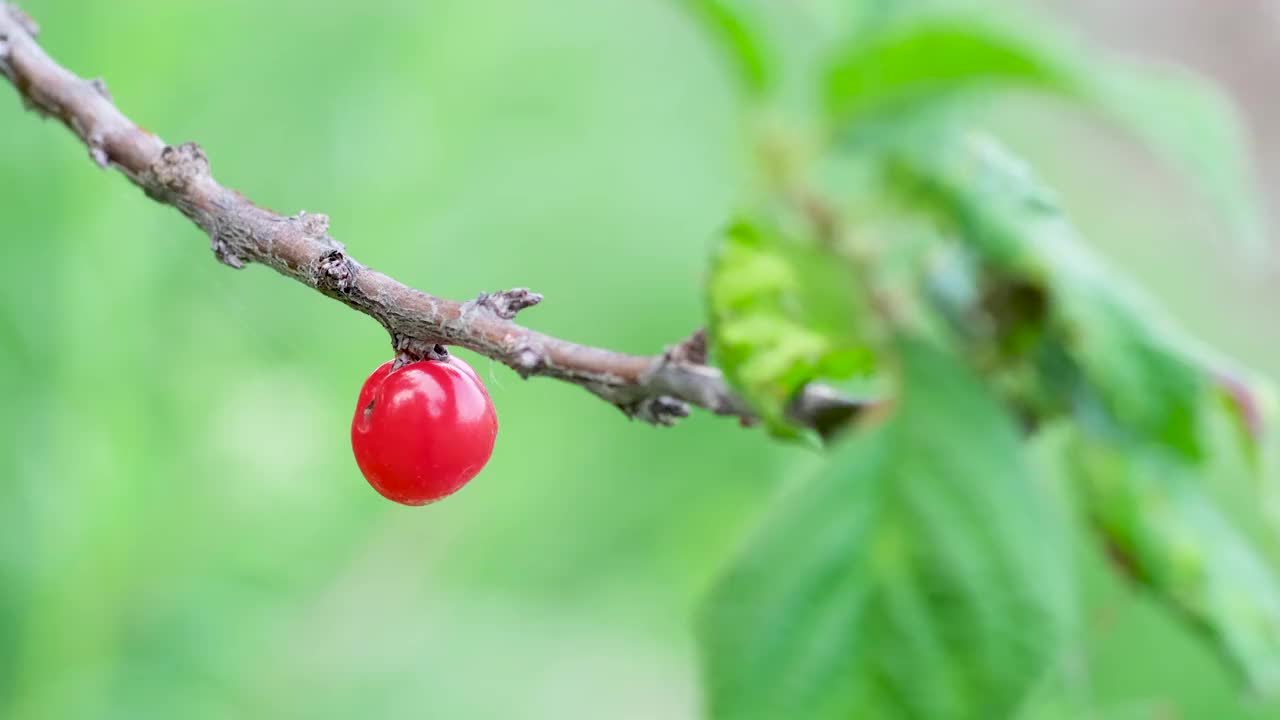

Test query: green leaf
[886,135,1280,693]
[706,216,876,434]
[1063,429,1280,694]
[684,0,774,93]
[827,18,1075,125]
[825,15,1265,250]
[700,340,1072,720]
[886,135,1212,454]
[681,0,858,100]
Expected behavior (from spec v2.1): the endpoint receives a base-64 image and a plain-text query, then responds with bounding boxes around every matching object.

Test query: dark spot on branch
[469,288,542,320]
[316,249,356,293]
[623,396,690,426]
[787,384,875,440]
[811,402,862,441]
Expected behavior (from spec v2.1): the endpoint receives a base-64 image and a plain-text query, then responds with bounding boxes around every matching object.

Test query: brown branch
[0,4,865,428]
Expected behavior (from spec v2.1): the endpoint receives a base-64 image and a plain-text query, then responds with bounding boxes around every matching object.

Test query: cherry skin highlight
[351,356,498,505]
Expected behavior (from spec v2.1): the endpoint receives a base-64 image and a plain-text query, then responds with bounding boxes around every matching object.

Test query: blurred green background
[2,1,1278,718]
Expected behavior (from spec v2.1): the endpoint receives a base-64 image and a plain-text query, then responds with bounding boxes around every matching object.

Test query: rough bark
[0,4,864,428]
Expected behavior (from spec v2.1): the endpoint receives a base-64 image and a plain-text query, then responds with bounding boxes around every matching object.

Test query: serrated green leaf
[826,15,1265,250]
[707,216,876,435]
[885,135,1280,693]
[700,340,1072,720]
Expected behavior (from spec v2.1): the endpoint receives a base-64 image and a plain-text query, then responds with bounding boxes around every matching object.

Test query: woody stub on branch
[0,3,864,431]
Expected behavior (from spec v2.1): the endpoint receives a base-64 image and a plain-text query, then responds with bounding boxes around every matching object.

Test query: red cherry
[351,356,498,505]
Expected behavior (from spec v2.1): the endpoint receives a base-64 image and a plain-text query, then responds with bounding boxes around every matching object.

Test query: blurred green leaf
[707,216,876,435]
[685,0,774,93]
[700,340,1071,720]
[886,135,1280,692]
[1094,66,1267,254]
[886,135,1218,455]
[827,18,1073,124]
[1063,428,1280,695]
[825,15,1265,250]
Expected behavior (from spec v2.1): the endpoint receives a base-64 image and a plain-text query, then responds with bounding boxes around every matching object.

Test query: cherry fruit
[351,356,497,505]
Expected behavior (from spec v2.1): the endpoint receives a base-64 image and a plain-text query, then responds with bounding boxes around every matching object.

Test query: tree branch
[0,4,865,428]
